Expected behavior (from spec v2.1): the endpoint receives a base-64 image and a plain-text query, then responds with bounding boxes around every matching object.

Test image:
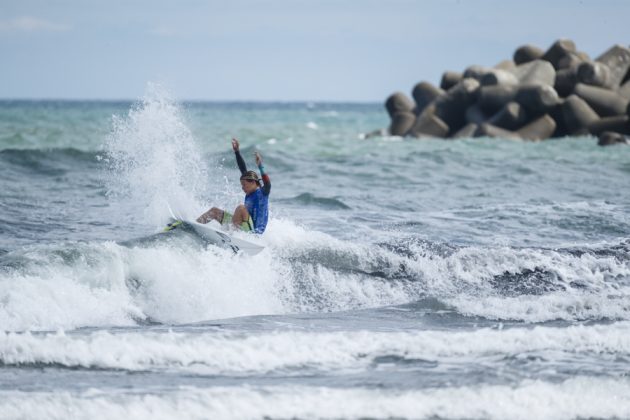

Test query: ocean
[1,86,630,419]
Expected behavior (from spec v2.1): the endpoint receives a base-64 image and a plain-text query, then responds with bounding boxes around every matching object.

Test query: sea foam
[103,83,212,227]
[2,378,630,420]
[2,322,629,374]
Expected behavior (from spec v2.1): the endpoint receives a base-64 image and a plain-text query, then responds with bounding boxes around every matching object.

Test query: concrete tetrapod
[515,85,561,115]
[588,116,630,135]
[594,45,630,88]
[463,65,491,80]
[440,71,463,91]
[409,106,450,138]
[554,67,579,97]
[452,123,479,139]
[574,83,629,117]
[480,69,519,87]
[517,114,557,140]
[388,111,416,136]
[478,85,518,114]
[598,131,629,146]
[477,123,521,140]
[512,59,556,86]
[513,44,544,65]
[385,92,414,118]
[541,39,577,70]
[620,80,630,101]
[577,61,614,89]
[548,103,569,138]
[556,52,587,71]
[465,104,488,125]
[486,102,528,130]
[494,60,517,71]
[412,82,444,116]
[434,78,481,134]
[562,94,600,134]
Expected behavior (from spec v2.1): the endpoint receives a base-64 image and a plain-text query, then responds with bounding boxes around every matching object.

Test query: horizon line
[0,97,383,105]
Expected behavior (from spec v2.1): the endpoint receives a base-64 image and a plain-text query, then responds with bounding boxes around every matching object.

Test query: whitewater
[1,86,629,419]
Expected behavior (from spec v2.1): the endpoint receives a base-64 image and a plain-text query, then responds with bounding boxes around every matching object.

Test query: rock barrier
[382,39,630,146]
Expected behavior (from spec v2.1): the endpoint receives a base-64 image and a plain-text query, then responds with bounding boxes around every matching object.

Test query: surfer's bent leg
[232,205,248,226]
[196,207,224,224]
[231,205,254,232]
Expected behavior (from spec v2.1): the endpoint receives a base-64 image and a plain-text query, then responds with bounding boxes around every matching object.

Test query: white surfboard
[164,218,265,256]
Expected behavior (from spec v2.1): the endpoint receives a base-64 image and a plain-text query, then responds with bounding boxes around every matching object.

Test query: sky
[0,0,629,102]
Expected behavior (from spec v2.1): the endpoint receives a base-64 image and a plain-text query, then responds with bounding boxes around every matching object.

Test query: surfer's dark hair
[240,170,260,185]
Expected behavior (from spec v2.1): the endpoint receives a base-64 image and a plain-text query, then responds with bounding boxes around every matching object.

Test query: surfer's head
[240,171,260,193]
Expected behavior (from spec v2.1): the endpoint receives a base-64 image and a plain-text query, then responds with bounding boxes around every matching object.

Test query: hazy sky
[1,0,629,101]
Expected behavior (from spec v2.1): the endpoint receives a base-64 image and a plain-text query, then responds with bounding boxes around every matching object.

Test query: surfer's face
[240,179,258,194]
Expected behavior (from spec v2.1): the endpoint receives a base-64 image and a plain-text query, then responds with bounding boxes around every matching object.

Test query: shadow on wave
[0,148,100,175]
[277,193,351,210]
[378,237,630,297]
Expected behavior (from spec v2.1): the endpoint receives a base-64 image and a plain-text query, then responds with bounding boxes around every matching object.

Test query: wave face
[1,220,629,331]
[1,91,630,418]
[3,322,630,373]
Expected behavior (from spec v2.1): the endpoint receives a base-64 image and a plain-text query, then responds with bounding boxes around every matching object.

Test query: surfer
[196,138,271,234]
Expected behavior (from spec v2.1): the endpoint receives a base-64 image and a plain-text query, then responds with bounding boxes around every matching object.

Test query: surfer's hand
[232,138,240,152]
[255,151,262,166]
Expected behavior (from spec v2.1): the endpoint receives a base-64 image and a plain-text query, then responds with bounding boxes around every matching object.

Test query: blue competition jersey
[244,188,269,233]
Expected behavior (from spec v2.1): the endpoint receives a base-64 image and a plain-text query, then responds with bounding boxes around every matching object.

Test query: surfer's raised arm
[255,151,271,196]
[232,138,248,175]
[233,137,270,196]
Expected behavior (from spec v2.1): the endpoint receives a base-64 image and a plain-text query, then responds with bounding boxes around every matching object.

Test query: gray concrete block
[463,65,491,81]
[487,101,528,130]
[478,85,518,114]
[549,102,569,137]
[514,44,544,65]
[574,83,628,117]
[434,78,481,133]
[542,39,577,69]
[388,111,416,136]
[554,67,578,97]
[477,123,522,140]
[494,60,517,71]
[385,92,414,118]
[595,44,630,88]
[557,52,586,70]
[517,114,557,140]
[513,59,556,86]
[597,131,629,146]
[409,106,450,138]
[577,61,614,89]
[440,71,463,91]
[465,104,488,125]
[452,123,479,139]
[480,69,519,87]
[412,82,444,115]
[562,94,600,133]
[515,85,560,115]
[588,115,630,135]
[620,80,630,100]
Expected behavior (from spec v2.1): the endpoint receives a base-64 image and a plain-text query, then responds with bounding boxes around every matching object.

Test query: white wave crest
[2,377,630,420]
[2,322,629,373]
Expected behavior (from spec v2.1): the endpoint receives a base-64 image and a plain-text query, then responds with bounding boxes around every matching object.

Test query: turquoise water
[1,90,630,419]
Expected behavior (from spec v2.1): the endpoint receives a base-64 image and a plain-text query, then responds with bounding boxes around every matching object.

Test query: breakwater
[383,40,630,145]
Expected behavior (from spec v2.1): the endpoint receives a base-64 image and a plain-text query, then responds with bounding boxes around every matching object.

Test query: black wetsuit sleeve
[235,150,247,175]
[259,165,271,196]
[261,174,271,196]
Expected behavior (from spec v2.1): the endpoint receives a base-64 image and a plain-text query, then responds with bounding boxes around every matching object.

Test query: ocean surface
[1,87,630,419]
